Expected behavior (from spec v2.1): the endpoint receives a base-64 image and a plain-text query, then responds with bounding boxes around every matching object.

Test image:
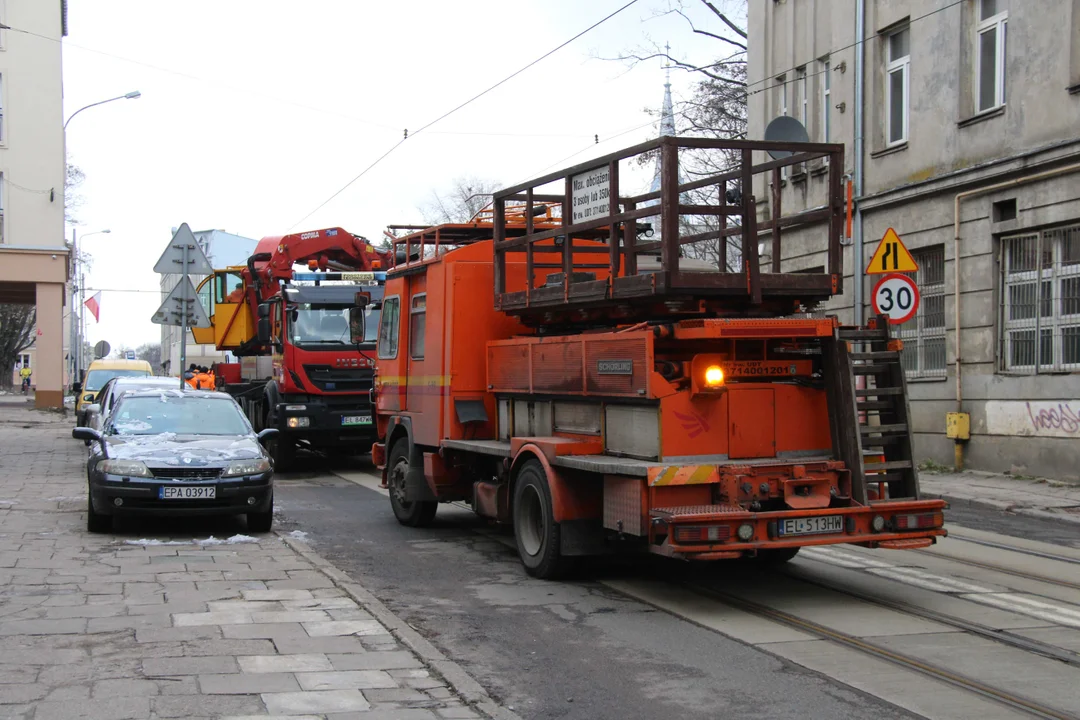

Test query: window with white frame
[821,59,831,150]
[1000,225,1080,373]
[796,67,808,127]
[897,246,947,378]
[0,172,5,244]
[885,27,910,146]
[976,0,1007,112]
[0,73,5,143]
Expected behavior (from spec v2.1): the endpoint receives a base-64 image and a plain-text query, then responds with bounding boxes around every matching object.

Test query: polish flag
[84,292,101,323]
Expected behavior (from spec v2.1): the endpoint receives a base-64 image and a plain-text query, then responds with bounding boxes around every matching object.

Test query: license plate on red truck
[341,416,371,426]
[778,515,843,536]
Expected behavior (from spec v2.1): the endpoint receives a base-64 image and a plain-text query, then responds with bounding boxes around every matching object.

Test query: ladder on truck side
[823,315,920,505]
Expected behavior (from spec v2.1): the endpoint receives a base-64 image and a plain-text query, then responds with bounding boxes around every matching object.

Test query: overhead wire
[287,0,641,230]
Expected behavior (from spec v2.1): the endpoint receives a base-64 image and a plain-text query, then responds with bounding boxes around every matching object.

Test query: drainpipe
[852,0,866,325]
[951,161,1080,470]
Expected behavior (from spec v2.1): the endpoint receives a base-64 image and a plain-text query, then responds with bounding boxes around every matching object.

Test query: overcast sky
[63,0,739,351]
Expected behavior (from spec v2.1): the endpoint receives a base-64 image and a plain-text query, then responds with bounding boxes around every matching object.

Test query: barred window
[897,246,947,379]
[1000,226,1080,373]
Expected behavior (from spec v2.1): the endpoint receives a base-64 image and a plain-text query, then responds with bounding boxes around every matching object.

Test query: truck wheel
[387,441,437,527]
[86,486,111,534]
[247,492,274,533]
[512,460,570,580]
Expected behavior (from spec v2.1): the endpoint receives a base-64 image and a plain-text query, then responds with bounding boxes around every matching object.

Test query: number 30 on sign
[871,273,920,325]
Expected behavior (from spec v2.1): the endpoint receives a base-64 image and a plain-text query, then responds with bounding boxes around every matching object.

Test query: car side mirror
[348,306,366,344]
[86,404,101,416]
[257,302,271,318]
[257,428,279,444]
[72,427,102,443]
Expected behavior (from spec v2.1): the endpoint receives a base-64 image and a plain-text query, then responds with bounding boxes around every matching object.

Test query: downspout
[951,161,1080,469]
[853,0,866,325]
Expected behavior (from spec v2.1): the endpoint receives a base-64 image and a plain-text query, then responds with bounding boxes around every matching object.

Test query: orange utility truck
[369,137,946,578]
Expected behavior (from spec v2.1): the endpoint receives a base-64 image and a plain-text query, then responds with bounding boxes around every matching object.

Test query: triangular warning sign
[153,223,214,276]
[866,228,919,275]
[150,276,212,329]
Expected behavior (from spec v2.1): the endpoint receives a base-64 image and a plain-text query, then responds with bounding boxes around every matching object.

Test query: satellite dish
[764,116,810,159]
[94,340,111,359]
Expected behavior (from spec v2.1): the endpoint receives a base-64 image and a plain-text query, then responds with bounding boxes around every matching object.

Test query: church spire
[659,42,676,138]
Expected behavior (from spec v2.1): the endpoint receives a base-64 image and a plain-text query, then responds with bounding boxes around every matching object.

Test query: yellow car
[75,358,153,426]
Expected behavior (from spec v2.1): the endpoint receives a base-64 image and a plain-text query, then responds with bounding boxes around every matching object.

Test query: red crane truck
[191,227,389,469]
[368,138,946,578]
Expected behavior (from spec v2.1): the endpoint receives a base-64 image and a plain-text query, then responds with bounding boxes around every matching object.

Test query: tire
[386,440,437,527]
[247,492,274,533]
[749,547,800,565]
[86,486,111,534]
[512,460,570,580]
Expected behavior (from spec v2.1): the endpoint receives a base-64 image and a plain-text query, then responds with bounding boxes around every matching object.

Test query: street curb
[924,492,1080,526]
[279,533,524,720]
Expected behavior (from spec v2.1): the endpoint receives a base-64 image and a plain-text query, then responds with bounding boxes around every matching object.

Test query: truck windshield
[290,304,378,345]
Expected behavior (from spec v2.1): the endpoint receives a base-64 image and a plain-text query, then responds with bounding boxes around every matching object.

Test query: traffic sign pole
[179,242,188,390]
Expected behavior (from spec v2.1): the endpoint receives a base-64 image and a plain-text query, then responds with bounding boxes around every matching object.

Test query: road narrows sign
[871,273,920,325]
[867,228,919,275]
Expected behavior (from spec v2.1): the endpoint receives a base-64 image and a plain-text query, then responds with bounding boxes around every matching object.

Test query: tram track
[681,579,1078,720]
[917,548,1080,592]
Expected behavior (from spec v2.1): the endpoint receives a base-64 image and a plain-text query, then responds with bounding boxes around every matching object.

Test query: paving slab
[0,406,516,720]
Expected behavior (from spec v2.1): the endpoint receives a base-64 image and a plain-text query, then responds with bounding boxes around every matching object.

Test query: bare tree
[136,343,163,372]
[609,0,749,270]
[0,305,37,391]
[419,176,502,225]
[66,153,86,225]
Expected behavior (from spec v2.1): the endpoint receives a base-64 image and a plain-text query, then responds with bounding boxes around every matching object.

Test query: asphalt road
[269,456,1080,720]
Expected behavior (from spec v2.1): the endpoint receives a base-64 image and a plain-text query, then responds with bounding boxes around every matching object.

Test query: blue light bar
[290,272,386,283]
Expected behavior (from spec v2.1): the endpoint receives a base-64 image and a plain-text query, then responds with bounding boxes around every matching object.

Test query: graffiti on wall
[985,401,1080,439]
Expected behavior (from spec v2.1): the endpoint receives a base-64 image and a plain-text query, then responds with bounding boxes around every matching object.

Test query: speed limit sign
[871,273,920,324]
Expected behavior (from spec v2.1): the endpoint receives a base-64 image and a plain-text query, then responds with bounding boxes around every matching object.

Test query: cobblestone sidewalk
[0,405,508,720]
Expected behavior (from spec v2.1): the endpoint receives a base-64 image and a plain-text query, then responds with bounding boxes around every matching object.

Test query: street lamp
[70,229,111,386]
[63,91,141,130]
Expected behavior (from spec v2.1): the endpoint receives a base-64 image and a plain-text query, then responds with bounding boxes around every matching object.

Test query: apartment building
[159,228,257,375]
[0,1,68,408]
[748,0,1080,477]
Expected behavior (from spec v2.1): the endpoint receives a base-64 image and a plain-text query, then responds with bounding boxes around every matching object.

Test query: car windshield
[108,395,250,436]
[290,304,378,345]
[84,369,150,391]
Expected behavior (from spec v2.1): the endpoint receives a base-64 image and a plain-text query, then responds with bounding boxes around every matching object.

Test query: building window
[1000,225,1080,373]
[0,172,4,244]
[885,27,910,146]
[378,296,400,359]
[796,67,808,127]
[776,75,788,178]
[409,293,426,360]
[976,0,1007,112]
[21,354,30,368]
[821,59,831,150]
[0,73,4,143]
[897,246,947,378]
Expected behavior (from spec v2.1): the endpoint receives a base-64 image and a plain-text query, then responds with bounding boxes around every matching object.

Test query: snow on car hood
[104,433,264,465]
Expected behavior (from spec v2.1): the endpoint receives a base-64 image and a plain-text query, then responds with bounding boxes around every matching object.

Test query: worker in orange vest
[183,364,200,390]
[195,366,214,390]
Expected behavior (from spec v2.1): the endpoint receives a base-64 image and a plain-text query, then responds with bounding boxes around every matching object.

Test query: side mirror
[86,404,101,416]
[72,427,103,443]
[257,303,271,318]
[348,306,367,344]
[257,428,279,443]
[257,317,271,344]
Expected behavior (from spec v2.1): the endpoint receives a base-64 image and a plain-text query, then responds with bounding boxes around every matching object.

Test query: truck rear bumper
[650,499,947,559]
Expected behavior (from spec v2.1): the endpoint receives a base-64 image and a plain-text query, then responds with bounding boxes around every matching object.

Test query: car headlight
[222,458,272,477]
[99,459,152,478]
[287,416,310,428]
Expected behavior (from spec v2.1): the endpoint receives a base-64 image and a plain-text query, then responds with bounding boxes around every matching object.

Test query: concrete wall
[748,0,1080,479]
[0,1,68,408]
